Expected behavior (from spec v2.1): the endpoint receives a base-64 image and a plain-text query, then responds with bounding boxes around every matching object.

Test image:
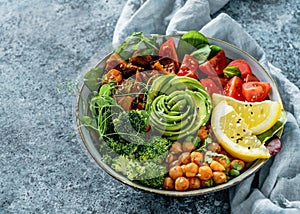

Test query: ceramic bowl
[76,35,283,196]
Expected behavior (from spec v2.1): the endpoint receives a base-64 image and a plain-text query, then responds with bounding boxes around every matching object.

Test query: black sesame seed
[248,147,250,150]
[237,133,240,136]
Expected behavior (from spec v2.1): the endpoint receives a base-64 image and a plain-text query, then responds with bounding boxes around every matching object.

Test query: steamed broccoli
[111,155,167,188]
[135,136,172,162]
[113,110,149,144]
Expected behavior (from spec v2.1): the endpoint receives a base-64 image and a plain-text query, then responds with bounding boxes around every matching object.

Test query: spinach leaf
[190,44,211,64]
[84,67,104,91]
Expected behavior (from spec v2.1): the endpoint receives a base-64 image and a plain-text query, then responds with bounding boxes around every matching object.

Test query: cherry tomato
[242,81,270,102]
[228,59,252,78]
[200,78,222,96]
[159,38,179,63]
[199,50,227,76]
[243,74,259,83]
[223,76,245,101]
[208,76,228,87]
[177,54,199,80]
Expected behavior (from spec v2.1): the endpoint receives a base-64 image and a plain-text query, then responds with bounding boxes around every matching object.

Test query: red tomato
[159,38,179,63]
[228,59,252,78]
[223,76,245,101]
[208,76,228,87]
[242,82,270,102]
[200,78,222,96]
[199,50,227,76]
[177,54,199,80]
[243,74,259,83]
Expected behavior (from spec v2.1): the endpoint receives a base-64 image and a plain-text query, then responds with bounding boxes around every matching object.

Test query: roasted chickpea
[197,126,209,141]
[163,176,174,190]
[169,165,183,180]
[230,159,245,171]
[168,160,181,169]
[175,177,189,191]
[212,171,227,184]
[170,142,182,153]
[215,157,231,172]
[207,142,221,153]
[166,153,176,164]
[188,177,201,189]
[200,178,214,188]
[178,152,191,165]
[103,69,122,84]
[184,163,199,177]
[182,141,195,152]
[190,151,204,165]
[181,165,186,175]
[210,160,225,172]
[197,165,213,181]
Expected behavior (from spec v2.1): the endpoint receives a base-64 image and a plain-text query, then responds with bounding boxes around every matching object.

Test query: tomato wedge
[242,82,270,102]
[243,74,259,83]
[177,54,199,80]
[223,76,245,101]
[200,78,222,96]
[159,38,179,63]
[199,50,227,76]
[228,59,252,78]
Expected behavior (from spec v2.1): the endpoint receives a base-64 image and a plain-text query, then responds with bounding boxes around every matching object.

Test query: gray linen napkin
[113,1,300,213]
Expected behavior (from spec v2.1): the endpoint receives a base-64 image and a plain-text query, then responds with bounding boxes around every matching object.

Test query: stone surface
[0,0,299,213]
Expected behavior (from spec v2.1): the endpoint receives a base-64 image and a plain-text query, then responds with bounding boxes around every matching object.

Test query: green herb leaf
[84,67,104,91]
[223,65,241,78]
[209,45,222,58]
[257,110,287,144]
[190,44,211,64]
[232,161,243,171]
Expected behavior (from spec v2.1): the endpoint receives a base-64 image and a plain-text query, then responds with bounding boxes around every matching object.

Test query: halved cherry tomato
[200,78,222,96]
[242,82,270,102]
[177,54,199,80]
[228,59,252,78]
[223,76,245,101]
[159,38,179,63]
[243,74,259,83]
[208,76,228,87]
[199,50,227,76]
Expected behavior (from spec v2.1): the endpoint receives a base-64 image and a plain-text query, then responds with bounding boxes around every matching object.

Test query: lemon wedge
[212,94,282,135]
[211,100,271,162]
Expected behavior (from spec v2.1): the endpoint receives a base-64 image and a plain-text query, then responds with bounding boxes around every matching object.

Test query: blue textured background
[1,0,299,213]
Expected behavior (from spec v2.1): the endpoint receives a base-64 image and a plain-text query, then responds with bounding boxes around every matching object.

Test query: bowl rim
[75,35,282,196]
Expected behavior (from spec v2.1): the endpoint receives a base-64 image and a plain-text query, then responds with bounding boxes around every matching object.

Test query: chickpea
[175,177,189,191]
[200,178,214,188]
[178,152,191,165]
[103,69,122,84]
[197,165,213,181]
[210,160,225,172]
[212,172,227,184]
[181,165,186,175]
[207,142,221,153]
[182,141,195,152]
[163,177,174,190]
[215,157,231,172]
[168,160,181,169]
[197,126,209,141]
[188,177,201,189]
[230,159,245,171]
[190,151,204,165]
[169,165,183,180]
[184,163,199,177]
[166,153,176,164]
[170,142,182,153]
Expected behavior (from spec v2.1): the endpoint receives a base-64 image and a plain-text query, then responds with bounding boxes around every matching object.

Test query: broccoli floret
[103,136,138,157]
[111,156,167,188]
[135,136,172,161]
[113,110,149,144]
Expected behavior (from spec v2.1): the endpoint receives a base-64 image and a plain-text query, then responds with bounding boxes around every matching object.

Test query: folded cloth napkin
[113,1,300,213]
